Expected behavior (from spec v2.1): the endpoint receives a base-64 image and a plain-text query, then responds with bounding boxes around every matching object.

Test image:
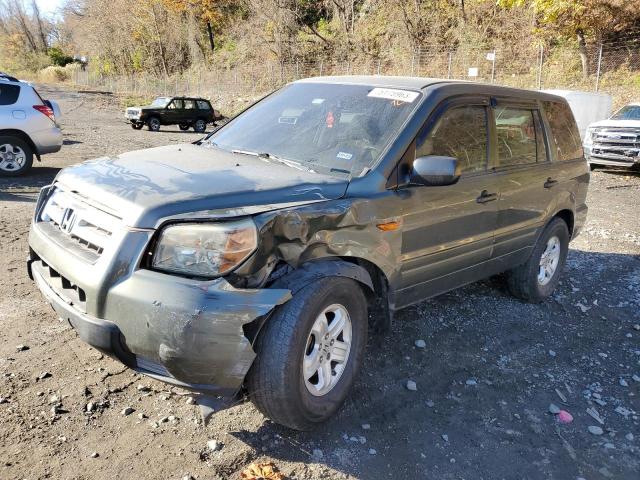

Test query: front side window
[168,99,184,110]
[611,105,640,121]
[543,101,582,161]
[208,83,421,177]
[417,105,488,174]
[495,106,537,166]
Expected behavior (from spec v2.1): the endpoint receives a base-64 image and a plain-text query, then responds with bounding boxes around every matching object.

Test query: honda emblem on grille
[60,208,77,234]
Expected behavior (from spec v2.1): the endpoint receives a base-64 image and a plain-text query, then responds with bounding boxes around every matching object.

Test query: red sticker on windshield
[326,111,335,128]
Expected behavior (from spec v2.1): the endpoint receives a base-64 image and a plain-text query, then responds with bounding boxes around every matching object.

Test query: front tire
[506,217,569,302]
[0,136,34,177]
[147,117,161,131]
[179,123,190,131]
[247,277,368,430]
[131,122,143,130]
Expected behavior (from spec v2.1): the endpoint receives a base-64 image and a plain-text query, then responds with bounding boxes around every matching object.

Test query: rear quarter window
[197,100,211,110]
[543,101,583,161]
[0,84,21,105]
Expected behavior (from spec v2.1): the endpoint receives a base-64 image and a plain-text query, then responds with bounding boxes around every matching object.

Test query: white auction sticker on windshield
[367,88,419,103]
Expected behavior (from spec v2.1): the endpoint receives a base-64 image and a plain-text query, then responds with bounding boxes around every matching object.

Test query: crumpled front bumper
[27,238,291,397]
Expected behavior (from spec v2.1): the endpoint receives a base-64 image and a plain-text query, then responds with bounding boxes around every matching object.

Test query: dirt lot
[1,85,639,480]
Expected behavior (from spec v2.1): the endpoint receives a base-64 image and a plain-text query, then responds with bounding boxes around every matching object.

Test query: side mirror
[410,155,460,187]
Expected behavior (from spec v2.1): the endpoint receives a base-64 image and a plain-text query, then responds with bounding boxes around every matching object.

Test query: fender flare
[270,258,374,295]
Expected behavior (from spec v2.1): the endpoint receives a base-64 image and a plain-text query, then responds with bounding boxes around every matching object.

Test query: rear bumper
[32,126,62,155]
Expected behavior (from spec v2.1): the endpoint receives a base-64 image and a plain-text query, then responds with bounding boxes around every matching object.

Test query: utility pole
[490,50,496,83]
[536,45,544,90]
[595,43,603,92]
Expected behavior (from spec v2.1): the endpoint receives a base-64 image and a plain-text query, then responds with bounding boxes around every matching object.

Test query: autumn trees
[1,0,640,79]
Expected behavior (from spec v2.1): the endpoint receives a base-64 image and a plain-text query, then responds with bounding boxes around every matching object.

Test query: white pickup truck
[584,103,640,170]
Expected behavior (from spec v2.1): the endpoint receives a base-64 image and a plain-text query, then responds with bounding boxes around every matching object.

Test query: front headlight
[151,219,257,277]
[584,127,598,147]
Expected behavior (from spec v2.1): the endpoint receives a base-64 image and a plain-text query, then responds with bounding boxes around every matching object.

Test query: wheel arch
[270,258,375,294]
[0,129,39,160]
[272,257,392,332]
[553,209,575,238]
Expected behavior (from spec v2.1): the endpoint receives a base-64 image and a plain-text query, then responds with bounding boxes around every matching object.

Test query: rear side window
[184,99,195,109]
[495,107,537,166]
[543,101,582,161]
[197,100,211,110]
[0,83,20,105]
[417,105,488,174]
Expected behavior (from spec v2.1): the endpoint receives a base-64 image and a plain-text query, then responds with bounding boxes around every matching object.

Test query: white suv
[0,73,62,176]
[584,103,640,170]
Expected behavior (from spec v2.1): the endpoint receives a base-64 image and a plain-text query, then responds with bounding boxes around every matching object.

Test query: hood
[587,118,640,129]
[55,144,348,228]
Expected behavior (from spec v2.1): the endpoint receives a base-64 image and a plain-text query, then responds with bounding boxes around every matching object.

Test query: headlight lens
[152,219,257,277]
[584,127,598,146]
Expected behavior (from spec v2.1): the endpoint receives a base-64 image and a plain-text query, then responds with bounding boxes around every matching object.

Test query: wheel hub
[0,144,26,171]
[303,304,352,397]
[538,235,561,286]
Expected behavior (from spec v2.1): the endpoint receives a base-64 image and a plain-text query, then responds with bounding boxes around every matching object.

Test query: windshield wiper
[231,149,314,173]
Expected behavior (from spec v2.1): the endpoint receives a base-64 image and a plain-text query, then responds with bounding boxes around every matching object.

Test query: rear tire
[179,123,190,131]
[147,117,161,131]
[0,135,34,177]
[193,119,207,133]
[505,217,569,302]
[246,277,368,430]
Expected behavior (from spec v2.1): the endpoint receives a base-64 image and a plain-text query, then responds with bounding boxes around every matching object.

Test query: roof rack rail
[0,72,20,82]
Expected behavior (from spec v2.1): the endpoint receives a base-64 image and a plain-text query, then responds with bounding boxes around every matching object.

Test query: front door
[165,98,184,124]
[396,99,499,308]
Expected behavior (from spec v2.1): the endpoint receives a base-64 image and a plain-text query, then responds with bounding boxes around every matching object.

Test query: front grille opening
[39,259,87,309]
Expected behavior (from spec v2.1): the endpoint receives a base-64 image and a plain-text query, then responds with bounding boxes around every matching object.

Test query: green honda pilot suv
[28,76,588,430]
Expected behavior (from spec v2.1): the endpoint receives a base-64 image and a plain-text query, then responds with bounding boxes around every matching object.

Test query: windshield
[611,105,640,121]
[151,97,171,108]
[207,83,421,177]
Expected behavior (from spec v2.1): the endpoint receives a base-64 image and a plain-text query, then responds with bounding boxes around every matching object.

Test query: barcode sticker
[367,88,420,103]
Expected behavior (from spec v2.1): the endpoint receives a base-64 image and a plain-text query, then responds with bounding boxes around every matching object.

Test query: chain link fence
[71,39,640,113]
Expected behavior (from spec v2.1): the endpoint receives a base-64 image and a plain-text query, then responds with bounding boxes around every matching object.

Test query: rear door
[396,97,499,307]
[491,100,557,261]
[183,99,197,123]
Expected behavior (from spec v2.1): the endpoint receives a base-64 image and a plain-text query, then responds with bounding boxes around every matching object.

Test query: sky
[35,0,66,17]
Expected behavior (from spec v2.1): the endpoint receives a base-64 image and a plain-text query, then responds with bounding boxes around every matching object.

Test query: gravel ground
[1,85,639,480]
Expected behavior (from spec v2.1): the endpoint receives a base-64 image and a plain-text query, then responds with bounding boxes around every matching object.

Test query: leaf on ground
[240,462,286,480]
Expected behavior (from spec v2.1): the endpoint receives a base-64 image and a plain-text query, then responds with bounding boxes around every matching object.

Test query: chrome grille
[39,187,119,261]
[594,128,640,146]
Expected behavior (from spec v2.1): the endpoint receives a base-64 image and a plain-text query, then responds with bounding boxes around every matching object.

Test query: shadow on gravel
[596,167,640,177]
[0,167,60,202]
[229,248,640,479]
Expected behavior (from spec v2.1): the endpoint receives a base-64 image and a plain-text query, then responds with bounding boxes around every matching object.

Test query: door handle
[476,190,498,204]
[544,177,558,189]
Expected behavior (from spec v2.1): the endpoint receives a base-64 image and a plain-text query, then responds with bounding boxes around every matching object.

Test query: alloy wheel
[303,304,352,397]
[0,143,26,172]
[538,235,561,286]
